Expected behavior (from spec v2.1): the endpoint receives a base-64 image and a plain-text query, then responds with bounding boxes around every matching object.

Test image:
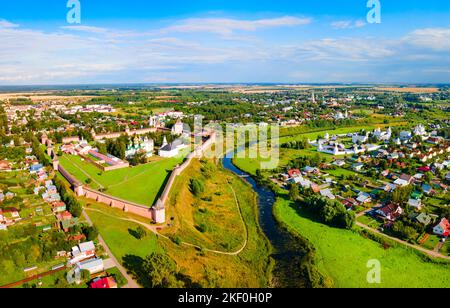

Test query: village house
[90,276,118,289]
[376,204,403,221]
[52,201,66,213]
[288,169,301,178]
[70,241,96,265]
[394,178,409,187]
[433,218,450,237]
[407,198,422,210]
[356,192,372,204]
[352,163,364,172]
[414,213,433,226]
[1,208,21,225]
[29,163,44,174]
[400,174,414,184]
[77,258,104,275]
[0,160,12,171]
[332,160,346,167]
[342,197,358,209]
[320,188,335,200]
[61,215,79,232]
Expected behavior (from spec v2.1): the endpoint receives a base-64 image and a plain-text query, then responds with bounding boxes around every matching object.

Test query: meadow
[274,197,450,288]
[86,205,162,260]
[59,152,187,206]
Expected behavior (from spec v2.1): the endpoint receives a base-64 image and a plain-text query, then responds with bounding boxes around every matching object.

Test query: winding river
[222,155,310,288]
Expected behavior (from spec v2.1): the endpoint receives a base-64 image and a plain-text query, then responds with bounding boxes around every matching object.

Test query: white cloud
[331,20,366,29]
[60,25,109,34]
[0,19,19,28]
[0,18,448,84]
[160,16,312,36]
[283,38,395,62]
[404,28,450,50]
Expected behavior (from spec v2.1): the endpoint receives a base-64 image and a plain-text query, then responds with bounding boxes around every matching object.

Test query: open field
[274,197,450,288]
[0,92,95,102]
[59,152,187,206]
[86,206,162,261]
[375,87,440,93]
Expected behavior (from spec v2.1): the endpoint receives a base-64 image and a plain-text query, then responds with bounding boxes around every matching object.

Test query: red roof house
[288,169,301,178]
[90,277,118,289]
[433,218,450,237]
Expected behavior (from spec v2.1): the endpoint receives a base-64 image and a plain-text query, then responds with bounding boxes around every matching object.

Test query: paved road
[103,258,116,270]
[82,210,140,288]
[356,221,450,261]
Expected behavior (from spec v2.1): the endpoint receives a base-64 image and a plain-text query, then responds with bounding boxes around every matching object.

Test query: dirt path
[356,222,450,261]
[85,183,248,256]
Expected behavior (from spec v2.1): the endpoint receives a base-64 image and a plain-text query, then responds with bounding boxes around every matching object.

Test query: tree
[289,184,300,201]
[141,253,184,288]
[392,185,413,205]
[135,226,147,240]
[83,226,99,241]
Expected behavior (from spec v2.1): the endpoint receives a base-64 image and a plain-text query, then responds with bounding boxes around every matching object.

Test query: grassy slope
[85,159,272,288]
[161,158,272,287]
[274,197,450,288]
[59,153,185,205]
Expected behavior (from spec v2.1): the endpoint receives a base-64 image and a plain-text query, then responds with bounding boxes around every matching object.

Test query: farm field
[59,151,188,206]
[274,197,450,288]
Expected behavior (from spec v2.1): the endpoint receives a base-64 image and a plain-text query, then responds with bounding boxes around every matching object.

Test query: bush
[196,223,208,233]
[190,178,205,197]
[303,195,355,229]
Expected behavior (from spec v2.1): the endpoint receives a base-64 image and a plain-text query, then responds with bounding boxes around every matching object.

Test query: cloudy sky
[0,0,449,85]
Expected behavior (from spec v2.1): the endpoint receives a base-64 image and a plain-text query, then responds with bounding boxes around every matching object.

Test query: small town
[0,0,449,294]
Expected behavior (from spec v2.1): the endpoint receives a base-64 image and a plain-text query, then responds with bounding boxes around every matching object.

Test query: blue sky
[0,0,449,84]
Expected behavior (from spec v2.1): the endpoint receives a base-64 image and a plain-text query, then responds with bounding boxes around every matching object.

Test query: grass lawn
[442,241,450,256]
[274,197,450,288]
[59,152,187,206]
[86,207,162,262]
[421,235,441,251]
[233,147,331,176]
[14,270,87,289]
[357,215,382,229]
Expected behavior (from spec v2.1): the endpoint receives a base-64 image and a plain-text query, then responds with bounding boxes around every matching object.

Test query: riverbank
[223,156,317,287]
[230,151,450,288]
[273,197,450,288]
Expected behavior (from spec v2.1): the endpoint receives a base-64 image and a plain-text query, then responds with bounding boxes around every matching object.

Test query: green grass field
[274,197,450,288]
[59,153,187,206]
[86,208,162,261]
